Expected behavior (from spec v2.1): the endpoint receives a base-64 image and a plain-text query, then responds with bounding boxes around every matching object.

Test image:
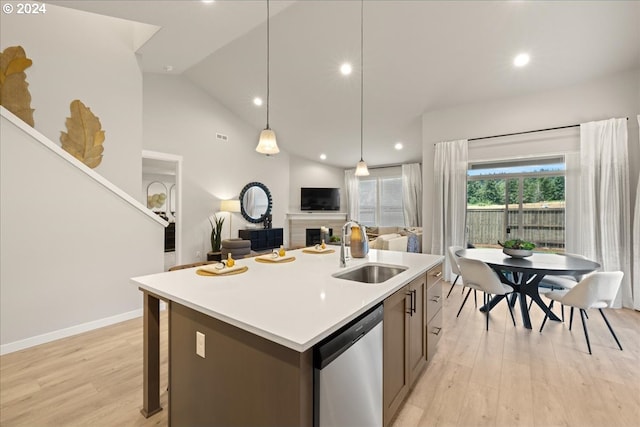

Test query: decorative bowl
[503,248,533,258]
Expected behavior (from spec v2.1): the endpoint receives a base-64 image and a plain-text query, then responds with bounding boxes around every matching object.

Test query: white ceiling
[51,1,640,169]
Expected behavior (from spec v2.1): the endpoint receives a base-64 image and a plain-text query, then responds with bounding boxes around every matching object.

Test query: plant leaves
[209,215,225,252]
[500,239,535,250]
[60,100,105,168]
[0,46,34,126]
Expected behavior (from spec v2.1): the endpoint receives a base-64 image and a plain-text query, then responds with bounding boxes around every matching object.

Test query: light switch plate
[196,331,205,358]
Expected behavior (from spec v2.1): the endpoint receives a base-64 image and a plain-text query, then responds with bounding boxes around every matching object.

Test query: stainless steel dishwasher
[313,303,383,427]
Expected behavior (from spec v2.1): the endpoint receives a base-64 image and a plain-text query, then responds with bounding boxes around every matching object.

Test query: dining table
[455,248,601,329]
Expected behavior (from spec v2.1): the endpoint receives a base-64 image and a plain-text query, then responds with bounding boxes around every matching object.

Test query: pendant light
[256,0,280,155]
[354,0,369,176]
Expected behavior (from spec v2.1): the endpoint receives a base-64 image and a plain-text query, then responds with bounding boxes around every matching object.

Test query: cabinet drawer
[426,263,443,288]
[426,279,443,324]
[427,308,443,362]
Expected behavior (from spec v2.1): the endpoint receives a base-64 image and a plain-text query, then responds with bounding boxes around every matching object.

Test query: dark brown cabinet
[408,274,427,382]
[383,285,410,427]
[426,263,443,362]
[383,262,442,427]
[238,228,283,251]
[383,273,427,427]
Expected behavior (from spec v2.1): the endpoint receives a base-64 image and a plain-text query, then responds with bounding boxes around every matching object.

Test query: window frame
[357,167,405,227]
[466,159,566,249]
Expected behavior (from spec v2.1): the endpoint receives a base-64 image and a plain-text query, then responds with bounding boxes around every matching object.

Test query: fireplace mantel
[286,212,348,221]
[287,212,348,248]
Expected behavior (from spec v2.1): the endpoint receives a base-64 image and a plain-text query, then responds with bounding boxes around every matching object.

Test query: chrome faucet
[340,220,365,268]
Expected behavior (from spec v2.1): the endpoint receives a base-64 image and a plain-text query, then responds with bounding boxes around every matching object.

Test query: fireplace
[305,228,333,246]
[287,213,347,248]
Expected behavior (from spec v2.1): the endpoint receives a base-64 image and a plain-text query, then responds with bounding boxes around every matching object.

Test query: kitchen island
[132,248,443,426]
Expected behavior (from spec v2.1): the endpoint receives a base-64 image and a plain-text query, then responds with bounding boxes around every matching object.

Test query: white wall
[422,68,640,252]
[0,4,152,198]
[288,155,346,213]
[143,74,291,261]
[0,4,165,353]
[0,115,164,352]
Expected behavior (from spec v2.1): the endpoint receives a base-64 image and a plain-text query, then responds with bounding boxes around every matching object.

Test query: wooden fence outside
[467,207,565,249]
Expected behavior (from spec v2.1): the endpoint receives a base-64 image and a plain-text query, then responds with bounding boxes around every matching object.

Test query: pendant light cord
[266,0,271,129]
[360,0,364,161]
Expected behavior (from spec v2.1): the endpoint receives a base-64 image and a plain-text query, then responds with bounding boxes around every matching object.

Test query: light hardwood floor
[1,282,639,426]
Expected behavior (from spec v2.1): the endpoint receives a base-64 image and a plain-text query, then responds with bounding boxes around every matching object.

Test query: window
[467,157,566,252]
[358,170,405,227]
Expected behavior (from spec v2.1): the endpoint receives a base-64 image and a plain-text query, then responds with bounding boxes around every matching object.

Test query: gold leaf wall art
[60,100,105,169]
[0,45,35,126]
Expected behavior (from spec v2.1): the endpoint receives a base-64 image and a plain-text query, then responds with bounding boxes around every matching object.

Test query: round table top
[456,248,600,276]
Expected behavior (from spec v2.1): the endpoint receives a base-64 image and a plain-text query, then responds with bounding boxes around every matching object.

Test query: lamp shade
[256,128,279,155]
[220,199,241,213]
[355,159,370,176]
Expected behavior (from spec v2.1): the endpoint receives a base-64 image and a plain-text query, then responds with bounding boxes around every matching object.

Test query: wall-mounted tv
[301,187,340,211]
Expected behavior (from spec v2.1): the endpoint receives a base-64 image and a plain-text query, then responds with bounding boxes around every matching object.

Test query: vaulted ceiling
[52,1,640,168]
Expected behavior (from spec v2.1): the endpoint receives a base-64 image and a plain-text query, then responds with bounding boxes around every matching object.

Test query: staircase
[1,107,167,354]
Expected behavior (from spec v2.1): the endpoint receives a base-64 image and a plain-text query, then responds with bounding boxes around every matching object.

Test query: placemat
[302,248,336,254]
[255,256,296,264]
[196,266,249,276]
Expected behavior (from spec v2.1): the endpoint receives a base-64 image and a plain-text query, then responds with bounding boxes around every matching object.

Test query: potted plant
[209,214,225,253]
[498,239,535,258]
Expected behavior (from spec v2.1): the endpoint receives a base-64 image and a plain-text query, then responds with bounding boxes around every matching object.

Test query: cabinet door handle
[430,295,441,303]
[411,289,417,314]
[430,327,442,336]
[434,271,442,278]
[405,291,413,316]
[405,290,416,316]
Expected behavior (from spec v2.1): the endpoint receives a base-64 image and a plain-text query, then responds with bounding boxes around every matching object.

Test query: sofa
[367,226,423,253]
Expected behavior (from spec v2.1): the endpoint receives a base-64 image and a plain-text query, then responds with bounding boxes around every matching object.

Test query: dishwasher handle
[314,303,383,370]
[352,332,365,344]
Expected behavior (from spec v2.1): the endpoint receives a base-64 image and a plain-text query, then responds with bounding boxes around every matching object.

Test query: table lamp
[220,199,241,239]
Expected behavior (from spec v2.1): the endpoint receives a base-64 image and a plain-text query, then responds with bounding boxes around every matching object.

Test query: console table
[239,228,283,251]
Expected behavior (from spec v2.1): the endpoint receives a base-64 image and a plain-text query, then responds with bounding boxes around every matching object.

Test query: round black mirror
[239,182,272,224]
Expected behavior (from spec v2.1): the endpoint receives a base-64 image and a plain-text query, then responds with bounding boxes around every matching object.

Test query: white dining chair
[539,252,590,290]
[539,271,624,354]
[447,246,478,307]
[446,245,464,297]
[456,257,516,330]
[534,252,593,318]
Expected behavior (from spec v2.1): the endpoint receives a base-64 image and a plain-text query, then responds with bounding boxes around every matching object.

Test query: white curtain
[580,118,631,308]
[431,140,468,283]
[564,152,581,253]
[633,115,640,310]
[401,163,422,227]
[344,169,359,221]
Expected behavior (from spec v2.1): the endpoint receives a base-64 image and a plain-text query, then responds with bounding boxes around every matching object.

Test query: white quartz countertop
[131,249,443,352]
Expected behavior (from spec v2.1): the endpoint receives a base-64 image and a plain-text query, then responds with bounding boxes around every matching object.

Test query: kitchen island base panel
[141,291,162,418]
[169,302,313,427]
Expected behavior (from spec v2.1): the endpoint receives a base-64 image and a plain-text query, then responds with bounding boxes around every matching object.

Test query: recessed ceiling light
[320,154,327,160]
[340,63,352,76]
[513,53,530,67]
[394,142,403,150]
[253,97,263,106]
[202,0,215,4]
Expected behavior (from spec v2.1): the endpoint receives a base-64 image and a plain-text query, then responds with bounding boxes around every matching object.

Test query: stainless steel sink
[332,263,408,284]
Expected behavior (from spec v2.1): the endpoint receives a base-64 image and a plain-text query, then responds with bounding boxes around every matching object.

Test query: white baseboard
[0,305,163,356]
